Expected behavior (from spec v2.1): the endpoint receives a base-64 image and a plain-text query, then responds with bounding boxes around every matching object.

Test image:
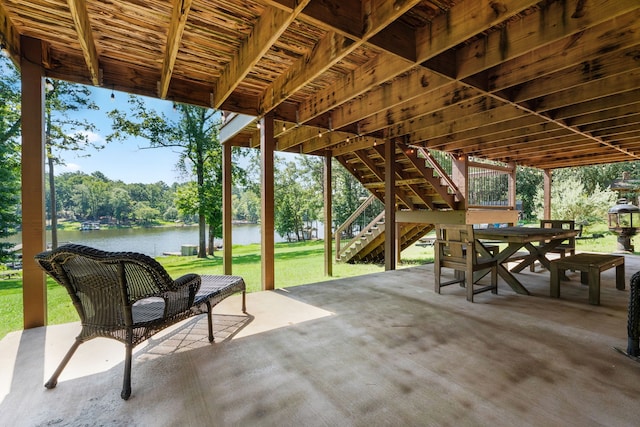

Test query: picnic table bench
[550,253,625,305]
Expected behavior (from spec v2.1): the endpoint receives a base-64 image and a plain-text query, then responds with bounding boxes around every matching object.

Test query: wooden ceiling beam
[512,45,640,104]
[452,0,640,81]
[294,51,414,125]
[295,0,538,130]
[466,134,587,159]
[415,0,540,63]
[310,2,634,140]
[485,12,640,95]
[212,1,310,108]
[552,90,640,122]
[535,152,636,170]
[436,126,572,155]
[0,1,19,59]
[329,67,452,131]
[331,136,385,157]
[421,115,546,151]
[393,101,534,142]
[67,0,100,85]
[578,112,640,134]
[534,68,640,114]
[258,0,421,118]
[158,0,193,99]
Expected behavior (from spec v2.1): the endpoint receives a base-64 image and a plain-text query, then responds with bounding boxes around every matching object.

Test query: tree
[109,187,132,224]
[516,166,544,220]
[332,160,370,237]
[45,79,101,248]
[108,98,245,257]
[132,201,161,226]
[533,175,617,231]
[0,55,21,261]
[554,163,640,195]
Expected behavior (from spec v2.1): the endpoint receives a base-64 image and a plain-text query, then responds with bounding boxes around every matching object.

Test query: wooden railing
[334,194,383,261]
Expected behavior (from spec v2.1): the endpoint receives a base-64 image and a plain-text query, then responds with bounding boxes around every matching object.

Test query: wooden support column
[452,154,468,210]
[260,114,275,290]
[543,169,552,220]
[324,153,332,276]
[222,142,232,275]
[396,222,402,264]
[384,139,396,271]
[21,36,47,328]
[508,161,517,209]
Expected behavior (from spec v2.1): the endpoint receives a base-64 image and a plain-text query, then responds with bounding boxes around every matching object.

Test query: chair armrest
[162,274,201,317]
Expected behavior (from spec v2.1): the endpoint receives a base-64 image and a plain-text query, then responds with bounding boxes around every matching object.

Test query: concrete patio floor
[1,255,640,426]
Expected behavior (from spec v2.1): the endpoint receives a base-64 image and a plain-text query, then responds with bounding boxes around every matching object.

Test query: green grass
[0,225,630,340]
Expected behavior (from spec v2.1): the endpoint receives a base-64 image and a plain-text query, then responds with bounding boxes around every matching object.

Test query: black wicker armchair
[35,244,246,400]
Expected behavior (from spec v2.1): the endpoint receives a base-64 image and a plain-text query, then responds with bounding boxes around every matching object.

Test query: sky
[55,86,189,184]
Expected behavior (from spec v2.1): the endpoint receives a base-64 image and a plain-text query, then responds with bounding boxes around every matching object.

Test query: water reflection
[5,222,324,257]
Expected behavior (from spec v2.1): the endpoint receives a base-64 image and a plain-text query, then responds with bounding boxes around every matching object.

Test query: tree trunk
[208,226,215,256]
[48,154,58,249]
[198,213,206,258]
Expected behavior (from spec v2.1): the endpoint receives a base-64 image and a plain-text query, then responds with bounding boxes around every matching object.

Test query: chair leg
[44,339,82,389]
[466,268,474,302]
[242,291,246,313]
[121,343,133,400]
[206,301,215,343]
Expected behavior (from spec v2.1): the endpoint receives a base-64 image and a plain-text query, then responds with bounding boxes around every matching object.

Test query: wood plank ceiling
[1,0,639,170]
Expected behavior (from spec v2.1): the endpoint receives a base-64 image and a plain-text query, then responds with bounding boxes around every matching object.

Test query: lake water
[5,222,325,257]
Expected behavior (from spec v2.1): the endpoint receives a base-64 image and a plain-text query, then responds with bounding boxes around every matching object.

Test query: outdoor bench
[35,243,246,399]
[550,253,625,305]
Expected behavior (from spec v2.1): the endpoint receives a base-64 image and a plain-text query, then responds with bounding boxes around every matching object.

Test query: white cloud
[57,163,82,173]
[74,130,105,146]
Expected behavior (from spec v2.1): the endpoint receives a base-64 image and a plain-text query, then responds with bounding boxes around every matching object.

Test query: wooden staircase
[335,146,460,264]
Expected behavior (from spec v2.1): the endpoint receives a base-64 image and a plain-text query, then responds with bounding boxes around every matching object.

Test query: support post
[260,115,275,290]
[222,142,232,275]
[508,161,516,209]
[543,169,552,220]
[384,139,396,271]
[324,153,332,276]
[21,36,47,328]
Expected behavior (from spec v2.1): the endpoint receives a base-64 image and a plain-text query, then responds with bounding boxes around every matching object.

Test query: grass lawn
[0,223,629,340]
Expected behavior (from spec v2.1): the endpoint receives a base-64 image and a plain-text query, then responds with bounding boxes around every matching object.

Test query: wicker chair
[35,244,246,400]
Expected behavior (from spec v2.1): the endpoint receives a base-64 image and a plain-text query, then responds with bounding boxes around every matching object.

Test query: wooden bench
[550,253,625,305]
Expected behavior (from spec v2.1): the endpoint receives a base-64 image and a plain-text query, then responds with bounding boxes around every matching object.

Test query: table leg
[497,264,530,295]
[550,263,560,298]
[616,263,626,290]
[490,243,531,295]
[588,266,600,305]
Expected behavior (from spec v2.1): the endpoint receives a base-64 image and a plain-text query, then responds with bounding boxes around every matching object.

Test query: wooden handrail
[418,148,463,202]
[336,211,386,261]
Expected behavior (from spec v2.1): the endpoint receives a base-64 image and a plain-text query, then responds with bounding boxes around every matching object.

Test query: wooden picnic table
[474,226,579,295]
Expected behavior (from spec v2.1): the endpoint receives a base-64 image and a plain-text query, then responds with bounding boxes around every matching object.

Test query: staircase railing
[334,195,383,261]
[418,148,463,202]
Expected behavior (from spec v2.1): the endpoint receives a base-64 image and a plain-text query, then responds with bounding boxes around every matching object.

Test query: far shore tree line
[0,53,636,264]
